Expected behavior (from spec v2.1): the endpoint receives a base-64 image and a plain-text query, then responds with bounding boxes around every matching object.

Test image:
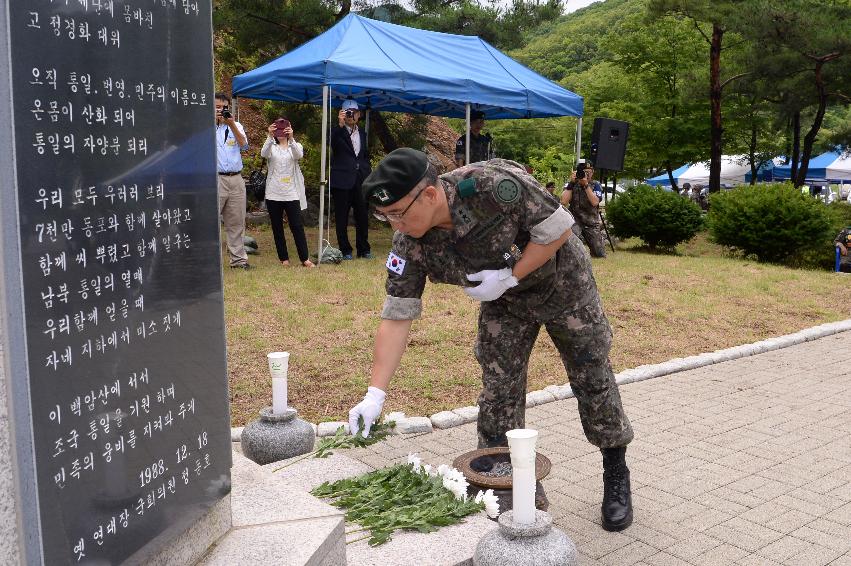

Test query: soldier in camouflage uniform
[348,148,634,531]
[561,164,607,258]
[835,227,851,273]
[454,110,494,167]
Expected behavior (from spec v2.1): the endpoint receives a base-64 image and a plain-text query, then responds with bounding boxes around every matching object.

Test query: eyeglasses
[373,187,426,223]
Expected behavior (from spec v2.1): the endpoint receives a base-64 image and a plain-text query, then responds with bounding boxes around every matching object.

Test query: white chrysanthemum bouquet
[311,452,499,546]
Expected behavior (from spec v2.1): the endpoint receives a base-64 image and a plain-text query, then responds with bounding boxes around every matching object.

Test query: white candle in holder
[267,352,290,414]
[506,428,538,525]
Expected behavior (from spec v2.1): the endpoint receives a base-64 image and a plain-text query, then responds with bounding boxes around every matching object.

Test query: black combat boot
[601,447,632,531]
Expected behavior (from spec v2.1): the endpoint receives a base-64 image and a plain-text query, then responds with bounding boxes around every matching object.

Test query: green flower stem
[272,418,396,473]
[270,450,317,472]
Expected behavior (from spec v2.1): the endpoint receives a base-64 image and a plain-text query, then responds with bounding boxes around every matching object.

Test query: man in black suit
[331,100,372,259]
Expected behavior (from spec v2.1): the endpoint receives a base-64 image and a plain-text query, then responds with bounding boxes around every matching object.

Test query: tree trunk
[791,111,800,183]
[369,111,398,155]
[708,23,724,193]
[749,121,758,185]
[795,63,829,188]
[665,161,678,193]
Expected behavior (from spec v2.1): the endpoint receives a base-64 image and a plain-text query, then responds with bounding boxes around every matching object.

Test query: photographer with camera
[261,118,314,268]
[330,100,372,260]
[561,161,607,258]
[215,92,251,270]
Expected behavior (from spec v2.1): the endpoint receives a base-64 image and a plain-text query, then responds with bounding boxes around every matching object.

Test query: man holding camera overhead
[330,99,373,260]
[561,161,606,258]
[214,92,251,270]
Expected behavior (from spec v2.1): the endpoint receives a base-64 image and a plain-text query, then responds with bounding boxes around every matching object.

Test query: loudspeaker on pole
[590,118,629,172]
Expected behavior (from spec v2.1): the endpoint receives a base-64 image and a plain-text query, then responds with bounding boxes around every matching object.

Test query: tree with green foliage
[648,0,752,194]
[603,9,708,188]
[511,0,712,183]
[737,0,851,187]
[390,0,562,51]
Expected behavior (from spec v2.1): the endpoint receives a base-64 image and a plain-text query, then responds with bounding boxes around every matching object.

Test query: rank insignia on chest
[494,178,521,204]
[386,251,406,275]
[456,204,474,225]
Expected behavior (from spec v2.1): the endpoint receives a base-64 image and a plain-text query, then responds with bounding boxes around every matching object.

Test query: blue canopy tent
[232,14,584,260]
[772,150,851,182]
[645,164,690,187]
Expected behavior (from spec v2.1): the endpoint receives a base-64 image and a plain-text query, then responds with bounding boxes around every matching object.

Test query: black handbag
[247,166,267,202]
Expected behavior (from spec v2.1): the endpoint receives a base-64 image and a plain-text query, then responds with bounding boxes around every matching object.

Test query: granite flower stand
[241,407,315,465]
[473,509,577,566]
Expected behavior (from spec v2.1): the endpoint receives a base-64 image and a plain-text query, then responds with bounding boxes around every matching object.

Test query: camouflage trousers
[571,221,607,258]
[474,298,633,449]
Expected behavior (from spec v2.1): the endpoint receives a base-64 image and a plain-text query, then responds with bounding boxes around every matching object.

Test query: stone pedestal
[473,510,577,566]
[241,407,315,465]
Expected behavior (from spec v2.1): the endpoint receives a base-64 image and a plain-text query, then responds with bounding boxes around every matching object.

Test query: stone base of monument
[473,510,577,566]
[240,407,315,466]
[199,447,346,566]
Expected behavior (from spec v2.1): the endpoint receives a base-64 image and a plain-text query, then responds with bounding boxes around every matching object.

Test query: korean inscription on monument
[8,1,230,563]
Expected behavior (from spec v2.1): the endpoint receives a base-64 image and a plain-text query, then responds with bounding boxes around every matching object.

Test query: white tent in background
[646,155,771,187]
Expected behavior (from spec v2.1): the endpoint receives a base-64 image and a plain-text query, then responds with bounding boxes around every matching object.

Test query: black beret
[471,110,486,121]
[362,148,430,206]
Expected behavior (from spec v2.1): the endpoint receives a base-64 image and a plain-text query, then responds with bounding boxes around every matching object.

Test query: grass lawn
[224,223,847,427]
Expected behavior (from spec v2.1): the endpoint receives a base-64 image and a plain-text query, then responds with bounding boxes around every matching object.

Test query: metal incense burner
[454,447,552,515]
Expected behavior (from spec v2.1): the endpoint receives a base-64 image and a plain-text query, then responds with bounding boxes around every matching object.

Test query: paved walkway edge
[233,318,851,441]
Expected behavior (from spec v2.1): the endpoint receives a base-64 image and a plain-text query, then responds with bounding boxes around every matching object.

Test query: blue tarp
[232,14,583,119]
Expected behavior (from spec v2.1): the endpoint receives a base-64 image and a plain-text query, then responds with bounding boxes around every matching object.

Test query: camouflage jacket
[455,133,493,164]
[836,228,851,265]
[381,159,599,322]
[564,180,603,226]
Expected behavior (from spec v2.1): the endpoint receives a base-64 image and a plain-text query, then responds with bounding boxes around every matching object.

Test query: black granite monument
[0,2,230,564]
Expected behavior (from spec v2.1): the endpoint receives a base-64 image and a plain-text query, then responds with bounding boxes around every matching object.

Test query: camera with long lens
[575,161,587,181]
[220,107,232,120]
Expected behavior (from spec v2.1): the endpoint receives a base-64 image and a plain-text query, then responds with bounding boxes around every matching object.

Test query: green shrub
[705,183,834,265]
[606,184,703,249]
[793,201,851,269]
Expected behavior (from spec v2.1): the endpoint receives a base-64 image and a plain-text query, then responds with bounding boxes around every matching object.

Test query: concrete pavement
[347,330,851,565]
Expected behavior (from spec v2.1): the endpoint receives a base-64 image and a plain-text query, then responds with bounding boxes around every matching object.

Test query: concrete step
[199,447,346,566]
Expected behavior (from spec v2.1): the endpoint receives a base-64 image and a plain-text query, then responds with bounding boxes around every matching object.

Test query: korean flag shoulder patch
[386,251,407,275]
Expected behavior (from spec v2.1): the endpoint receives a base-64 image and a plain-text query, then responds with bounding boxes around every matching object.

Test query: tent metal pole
[318,85,329,264]
[575,117,582,164]
[465,103,471,166]
[365,108,370,140]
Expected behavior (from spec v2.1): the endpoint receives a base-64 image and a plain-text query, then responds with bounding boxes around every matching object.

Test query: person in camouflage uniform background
[454,110,494,167]
[561,164,607,258]
[348,148,634,532]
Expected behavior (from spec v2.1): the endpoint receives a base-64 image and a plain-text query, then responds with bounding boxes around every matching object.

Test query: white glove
[348,386,386,437]
[464,268,519,302]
